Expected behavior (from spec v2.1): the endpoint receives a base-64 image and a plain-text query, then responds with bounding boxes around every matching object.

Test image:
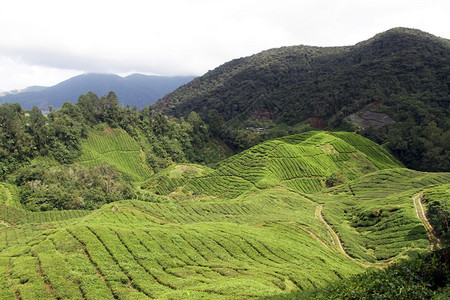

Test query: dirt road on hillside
[413,193,441,250]
[315,205,351,258]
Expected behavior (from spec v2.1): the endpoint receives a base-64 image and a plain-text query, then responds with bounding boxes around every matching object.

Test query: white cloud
[0,0,449,90]
[0,56,82,90]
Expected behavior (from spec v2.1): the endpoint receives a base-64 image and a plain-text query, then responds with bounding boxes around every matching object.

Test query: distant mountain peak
[0,73,195,110]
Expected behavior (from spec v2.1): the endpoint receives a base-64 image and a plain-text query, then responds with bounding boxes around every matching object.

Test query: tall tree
[208,109,225,138]
[28,106,48,153]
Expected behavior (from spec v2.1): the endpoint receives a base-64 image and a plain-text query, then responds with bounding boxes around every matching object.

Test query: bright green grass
[145,131,403,199]
[0,193,364,299]
[142,164,213,198]
[78,127,152,181]
[422,183,450,203]
[0,183,21,209]
[0,204,90,225]
[312,168,450,262]
[1,173,447,299]
[330,132,402,169]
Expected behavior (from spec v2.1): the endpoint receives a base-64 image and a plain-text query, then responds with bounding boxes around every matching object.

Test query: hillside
[154,27,449,124]
[271,247,449,299]
[143,131,449,263]
[152,27,450,172]
[144,131,402,199]
[78,126,153,182]
[0,73,194,110]
[0,130,447,299]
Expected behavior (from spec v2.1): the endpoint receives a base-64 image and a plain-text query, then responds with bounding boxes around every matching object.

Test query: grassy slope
[313,169,450,262]
[0,190,364,299]
[78,126,153,182]
[145,131,402,199]
[144,131,449,264]
[268,247,450,299]
[0,131,448,299]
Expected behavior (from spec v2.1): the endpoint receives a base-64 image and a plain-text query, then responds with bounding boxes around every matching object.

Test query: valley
[0,127,448,299]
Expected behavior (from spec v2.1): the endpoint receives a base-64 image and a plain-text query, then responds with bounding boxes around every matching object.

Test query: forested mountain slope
[152,28,450,171]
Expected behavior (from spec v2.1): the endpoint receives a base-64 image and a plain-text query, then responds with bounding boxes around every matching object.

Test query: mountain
[153,27,449,123]
[0,73,195,110]
[152,27,450,172]
[0,86,47,97]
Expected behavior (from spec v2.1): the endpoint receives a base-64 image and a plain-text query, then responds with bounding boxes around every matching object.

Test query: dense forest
[153,28,450,172]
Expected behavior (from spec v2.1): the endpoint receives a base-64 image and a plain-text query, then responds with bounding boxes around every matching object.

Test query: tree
[76,92,99,124]
[208,109,225,138]
[28,106,48,153]
[187,111,204,134]
[152,114,169,135]
[47,102,85,163]
[104,91,121,127]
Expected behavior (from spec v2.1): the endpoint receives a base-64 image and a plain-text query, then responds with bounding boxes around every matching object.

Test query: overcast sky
[0,0,449,91]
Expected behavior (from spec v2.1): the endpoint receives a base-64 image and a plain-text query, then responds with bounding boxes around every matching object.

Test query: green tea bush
[271,248,449,299]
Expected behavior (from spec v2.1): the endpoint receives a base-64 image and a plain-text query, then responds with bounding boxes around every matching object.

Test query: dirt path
[315,205,375,268]
[413,193,441,250]
[315,205,350,258]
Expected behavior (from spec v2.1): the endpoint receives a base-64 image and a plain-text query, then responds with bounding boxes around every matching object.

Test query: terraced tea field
[0,189,365,299]
[78,127,152,181]
[314,168,450,261]
[145,131,402,199]
[0,131,448,299]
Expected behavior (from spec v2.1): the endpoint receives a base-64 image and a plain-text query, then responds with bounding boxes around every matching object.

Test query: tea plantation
[0,131,448,299]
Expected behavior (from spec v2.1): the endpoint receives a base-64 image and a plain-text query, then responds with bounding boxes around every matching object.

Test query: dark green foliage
[423,185,450,246]
[0,92,233,210]
[137,111,229,171]
[271,248,450,299]
[47,102,87,163]
[152,28,450,171]
[28,106,48,153]
[361,108,449,172]
[0,101,87,171]
[208,109,226,138]
[0,92,231,176]
[15,163,135,211]
[0,103,33,176]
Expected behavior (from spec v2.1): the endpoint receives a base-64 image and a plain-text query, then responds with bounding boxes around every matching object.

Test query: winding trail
[314,205,375,268]
[315,205,350,259]
[413,193,441,250]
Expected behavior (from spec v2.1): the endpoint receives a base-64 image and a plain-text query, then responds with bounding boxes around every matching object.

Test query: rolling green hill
[144,131,402,199]
[0,131,448,299]
[78,126,153,182]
